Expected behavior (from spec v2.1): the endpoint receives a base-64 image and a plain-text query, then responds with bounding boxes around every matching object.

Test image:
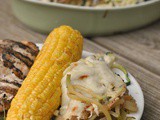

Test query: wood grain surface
[1,0,160,120]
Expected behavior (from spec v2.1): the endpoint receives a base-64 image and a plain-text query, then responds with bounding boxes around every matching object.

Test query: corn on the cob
[7,25,83,120]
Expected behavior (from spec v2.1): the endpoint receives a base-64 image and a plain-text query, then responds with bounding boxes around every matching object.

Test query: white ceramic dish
[37,43,144,120]
[11,0,160,36]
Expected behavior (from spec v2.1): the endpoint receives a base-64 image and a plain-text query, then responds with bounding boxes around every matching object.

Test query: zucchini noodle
[112,63,131,86]
[66,74,74,91]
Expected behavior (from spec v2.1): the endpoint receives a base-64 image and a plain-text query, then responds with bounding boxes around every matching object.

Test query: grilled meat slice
[0,39,39,112]
[0,39,39,61]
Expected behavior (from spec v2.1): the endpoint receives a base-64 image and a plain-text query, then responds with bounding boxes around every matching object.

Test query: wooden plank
[92,22,160,76]
[84,40,160,120]
[0,0,46,43]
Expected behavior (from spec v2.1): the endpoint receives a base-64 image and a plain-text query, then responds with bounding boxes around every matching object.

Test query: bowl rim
[24,0,159,11]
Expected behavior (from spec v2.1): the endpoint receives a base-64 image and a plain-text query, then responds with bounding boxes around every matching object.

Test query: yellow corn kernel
[7,25,83,120]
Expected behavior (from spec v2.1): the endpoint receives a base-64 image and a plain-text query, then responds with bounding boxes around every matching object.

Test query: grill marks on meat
[0,84,18,96]
[3,52,29,76]
[0,39,39,112]
[10,49,33,67]
[3,55,25,80]
[0,79,21,88]
[20,40,39,52]
[0,47,26,80]
[0,39,39,61]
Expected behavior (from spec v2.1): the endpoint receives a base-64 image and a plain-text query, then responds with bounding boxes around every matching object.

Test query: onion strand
[72,85,104,100]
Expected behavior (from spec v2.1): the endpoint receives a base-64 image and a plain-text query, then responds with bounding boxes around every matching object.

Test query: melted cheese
[60,54,126,119]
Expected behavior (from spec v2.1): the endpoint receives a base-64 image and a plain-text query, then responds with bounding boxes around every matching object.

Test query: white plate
[37,44,144,120]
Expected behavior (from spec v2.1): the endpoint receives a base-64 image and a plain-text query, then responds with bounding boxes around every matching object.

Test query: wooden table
[1,0,160,120]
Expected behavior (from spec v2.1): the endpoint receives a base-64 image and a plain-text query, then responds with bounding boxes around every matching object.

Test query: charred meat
[0,39,39,112]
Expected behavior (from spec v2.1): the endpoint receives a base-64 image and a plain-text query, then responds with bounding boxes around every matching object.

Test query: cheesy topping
[59,54,126,120]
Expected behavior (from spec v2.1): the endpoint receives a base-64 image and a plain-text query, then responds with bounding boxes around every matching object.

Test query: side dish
[0,39,39,114]
[39,0,146,7]
[56,53,138,120]
[6,26,83,120]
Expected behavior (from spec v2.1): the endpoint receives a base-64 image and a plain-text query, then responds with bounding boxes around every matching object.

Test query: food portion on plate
[0,25,142,120]
[0,39,39,115]
[39,0,146,7]
[6,26,83,120]
[56,53,138,120]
